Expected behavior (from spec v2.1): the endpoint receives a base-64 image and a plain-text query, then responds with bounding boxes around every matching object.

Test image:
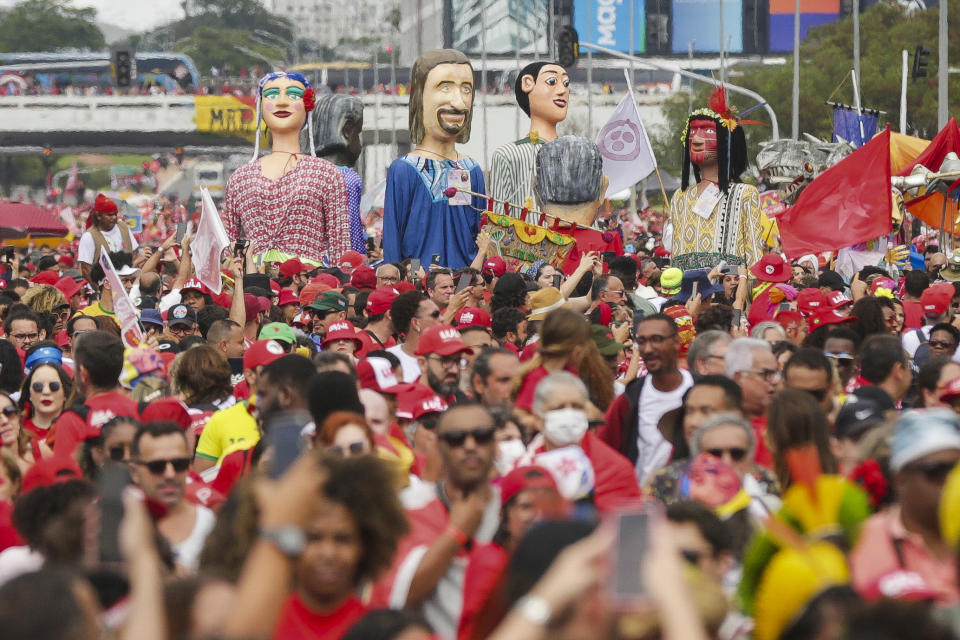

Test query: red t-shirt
[751,415,773,470]
[52,391,140,457]
[902,299,923,330]
[560,227,624,275]
[272,593,366,640]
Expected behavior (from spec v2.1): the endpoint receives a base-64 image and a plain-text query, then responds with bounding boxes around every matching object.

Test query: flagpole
[654,166,671,208]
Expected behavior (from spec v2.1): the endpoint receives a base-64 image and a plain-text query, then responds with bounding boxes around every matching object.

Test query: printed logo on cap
[172,305,188,319]
[420,396,448,414]
[439,328,461,341]
[460,311,474,323]
[369,357,399,389]
[266,340,284,355]
[328,321,350,333]
[765,265,775,275]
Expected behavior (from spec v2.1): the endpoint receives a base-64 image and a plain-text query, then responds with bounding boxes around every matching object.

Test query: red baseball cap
[861,570,938,602]
[826,290,853,309]
[395,281,416,293]
[356,356,408,394]
[140,397,192,431]
[181,277,210,295]
[750,253,791,283]
[482,256,506,277]
[30,271,60,286]
[57,255,75,268]
[54,276,83,300]
[350,264,377,290]
[454,306,492,330]
[498,465,558,506]
[277,289,299,307]
[808,309,857,330]
[21,456,83,494]
[366,286,399,316]
[921,284,953,317]
[796,288,827,316]
[339,250,364,269]
[299,282,325,307]
[414,324,474,357]
[278,258,308,279]
[243,293,271,323]
[939,376,960,403]
[322,320,363,350]
[311,273,341,289]
[243,339,286,370]
[396,386,448,421]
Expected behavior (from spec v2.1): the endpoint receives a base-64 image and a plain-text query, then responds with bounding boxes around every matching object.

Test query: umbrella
[0,201,69,238]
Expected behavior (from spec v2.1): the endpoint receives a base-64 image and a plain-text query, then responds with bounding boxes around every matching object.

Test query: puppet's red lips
[553,99,567,108]
[272,110,292,118]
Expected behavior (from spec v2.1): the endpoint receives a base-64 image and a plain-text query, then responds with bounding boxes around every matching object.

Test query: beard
[436,108,469,135]
[427,367,459,397]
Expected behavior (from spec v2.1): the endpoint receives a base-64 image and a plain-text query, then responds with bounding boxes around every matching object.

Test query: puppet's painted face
[261,77,307,134]
[421,63,474,143]
[686,453,741,508]
[688,118,719,166]
[523,64,570,124]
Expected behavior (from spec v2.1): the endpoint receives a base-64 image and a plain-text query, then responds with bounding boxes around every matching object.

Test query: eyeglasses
[378,275,400,284]
[54,308,70,321]
[420,309,442,320]
[31,381,61,393]
[328,442,366,457]
[930,340,958,350]
[10,332,38,342]
[169,325,194,335]
[108,444,131,462]
[438,426,497,447]
[803,388,830,402]
[428,354,464,369]
[906,460,957,483]
[135,457,190,475]
[745,369,781,383]
[706,447,748,462]
[603,289,626,297]
[635,334,674,348]
[0,405,17,418]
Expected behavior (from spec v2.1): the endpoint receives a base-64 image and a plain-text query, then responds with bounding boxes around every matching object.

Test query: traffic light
[112,49,135,88]
[557,26,579,69]
[913,45,930,80]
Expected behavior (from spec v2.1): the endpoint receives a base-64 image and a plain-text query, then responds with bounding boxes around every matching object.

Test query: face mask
[496,438,526,474]
[542,408,589,446]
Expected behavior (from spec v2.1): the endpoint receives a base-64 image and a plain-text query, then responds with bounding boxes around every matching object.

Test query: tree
[0,0,105,52]
[175,26,286,73]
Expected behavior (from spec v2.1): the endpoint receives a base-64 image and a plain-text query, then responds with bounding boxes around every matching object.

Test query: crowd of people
[0,187,959,640]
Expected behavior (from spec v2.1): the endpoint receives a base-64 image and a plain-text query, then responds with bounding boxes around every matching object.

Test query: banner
[99,252,144,348]
[574,0,646,54]
[832,105,878,148]
[596,85,657,198]
[193,187,230,294]
[194,95,260,142]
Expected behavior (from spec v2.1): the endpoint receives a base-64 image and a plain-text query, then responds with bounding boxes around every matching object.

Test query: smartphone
[98,463,130,564]
[691,280,699,299]
[455,274,471,294]
[233,238,248,258]
[778,301,791,311]
[366,237,376,253]
[716,260,727,274]
[553,273,562,289]
[611,509,650,602]
[409,258,421,281]
[430,253,442,267]
[267,413,304,479]
[176,223,188,243]
[732,308,742,327]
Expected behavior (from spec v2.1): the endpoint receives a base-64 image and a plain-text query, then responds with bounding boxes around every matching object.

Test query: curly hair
[21,285,67,314]
[170,345,233,406]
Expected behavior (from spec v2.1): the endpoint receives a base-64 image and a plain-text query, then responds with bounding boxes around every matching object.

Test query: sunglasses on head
[906,460,957,483]
[31,380,61,394]
[329,442,366,457]
[706,447,748,462]
[438,426,497,448]
[136,457,190,475]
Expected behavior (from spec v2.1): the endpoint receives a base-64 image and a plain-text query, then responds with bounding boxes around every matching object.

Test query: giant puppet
[311,94,367,255]
[222,71,351,265]
[488,61,569,218]
[382,49,485,269]
[669,88,765,269]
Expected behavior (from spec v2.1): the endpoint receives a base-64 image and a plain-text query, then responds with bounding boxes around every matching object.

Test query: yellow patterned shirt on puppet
[669,181,766,266]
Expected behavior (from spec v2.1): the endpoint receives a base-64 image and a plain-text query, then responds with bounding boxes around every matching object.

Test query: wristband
[738,274,747,279]
[444,523,469,547]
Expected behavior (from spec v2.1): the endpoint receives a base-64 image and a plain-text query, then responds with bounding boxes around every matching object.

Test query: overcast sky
[0,0,185,32]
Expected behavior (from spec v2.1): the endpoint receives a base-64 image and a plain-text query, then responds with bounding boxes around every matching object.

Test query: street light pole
[938,0,948,128]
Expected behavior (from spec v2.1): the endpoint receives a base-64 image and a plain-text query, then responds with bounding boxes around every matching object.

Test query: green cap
[308,291,348,313]
[259,322,296,345]
[591,324,625,356]
[660,267,683,295]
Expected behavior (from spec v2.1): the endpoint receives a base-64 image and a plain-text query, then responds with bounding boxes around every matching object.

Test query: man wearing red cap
[415,324,474,403]
[277,258,310,293]
[77,193,138,284]
[904,282,955,361]
[364,286,398,349]
[339,250,364,275]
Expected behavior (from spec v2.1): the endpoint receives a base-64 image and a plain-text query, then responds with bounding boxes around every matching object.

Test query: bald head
[359,388,390,435]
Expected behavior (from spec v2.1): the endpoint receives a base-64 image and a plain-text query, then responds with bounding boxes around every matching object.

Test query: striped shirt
[488,136,542,222]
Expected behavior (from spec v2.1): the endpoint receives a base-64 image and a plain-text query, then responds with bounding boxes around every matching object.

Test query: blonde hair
[21,285,67,314]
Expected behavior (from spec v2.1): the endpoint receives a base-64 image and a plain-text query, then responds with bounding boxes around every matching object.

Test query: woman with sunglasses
[20,361,73,447]
[317,411,374,458]
[0,391,49,473]
[80,416,140,481]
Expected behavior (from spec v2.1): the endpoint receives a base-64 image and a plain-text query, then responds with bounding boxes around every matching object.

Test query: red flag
[778,126,892,258]
[897,118,960,234]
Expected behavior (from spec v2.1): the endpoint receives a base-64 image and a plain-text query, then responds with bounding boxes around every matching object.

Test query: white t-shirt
[636,369,694,484]
[171,505,216,572]
[77,224,139,264]
[902,324,960,364]
[387,344,421,383]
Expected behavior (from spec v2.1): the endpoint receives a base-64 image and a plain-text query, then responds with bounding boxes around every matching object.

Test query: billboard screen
[574,0,646,54]
[671,0,744,53]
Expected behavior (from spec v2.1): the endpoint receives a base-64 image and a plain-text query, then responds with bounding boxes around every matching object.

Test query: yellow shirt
[78,302,119,324]
[195,401,260,463]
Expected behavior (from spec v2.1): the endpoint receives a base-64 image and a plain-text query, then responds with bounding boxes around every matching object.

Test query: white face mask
[542,408,589,446]
[496,438,526,474]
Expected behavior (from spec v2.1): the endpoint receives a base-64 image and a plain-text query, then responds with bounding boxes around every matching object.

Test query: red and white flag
[99,252,143,348]
[192,187,230,294]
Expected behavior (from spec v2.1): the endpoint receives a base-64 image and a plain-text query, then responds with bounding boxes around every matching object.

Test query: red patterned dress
[222,156,350,264]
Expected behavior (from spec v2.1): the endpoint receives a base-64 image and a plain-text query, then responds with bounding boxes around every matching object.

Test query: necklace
[413,147,461,163]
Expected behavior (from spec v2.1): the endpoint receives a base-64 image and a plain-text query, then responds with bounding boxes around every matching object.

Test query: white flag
[193,187,230,294]
[100,252,143,348]
[595,88,658,198]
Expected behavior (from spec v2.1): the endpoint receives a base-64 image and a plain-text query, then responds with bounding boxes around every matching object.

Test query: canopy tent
[0,201,69,238]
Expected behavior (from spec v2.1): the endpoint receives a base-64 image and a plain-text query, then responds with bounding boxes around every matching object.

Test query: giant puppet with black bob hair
[222,71,350,266]
[382,49,485,269]
[669,87,765,270]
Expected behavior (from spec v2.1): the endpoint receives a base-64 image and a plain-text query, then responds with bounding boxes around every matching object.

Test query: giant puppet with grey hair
[311,94,367,254]
[222,71,350,265]
[382,49,485,269]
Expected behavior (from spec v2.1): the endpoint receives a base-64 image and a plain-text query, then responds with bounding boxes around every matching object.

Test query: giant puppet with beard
[222,71,350,265]
[382,49,485,269]
[669,88,765,270]
[488,61,570,220]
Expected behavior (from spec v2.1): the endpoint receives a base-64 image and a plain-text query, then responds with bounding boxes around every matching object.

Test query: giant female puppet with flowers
[669,87,767,271]
[222,71,350,265]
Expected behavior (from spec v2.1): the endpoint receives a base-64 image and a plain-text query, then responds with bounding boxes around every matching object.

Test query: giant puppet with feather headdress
[221,71,350,266]
[669,87,766,270]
